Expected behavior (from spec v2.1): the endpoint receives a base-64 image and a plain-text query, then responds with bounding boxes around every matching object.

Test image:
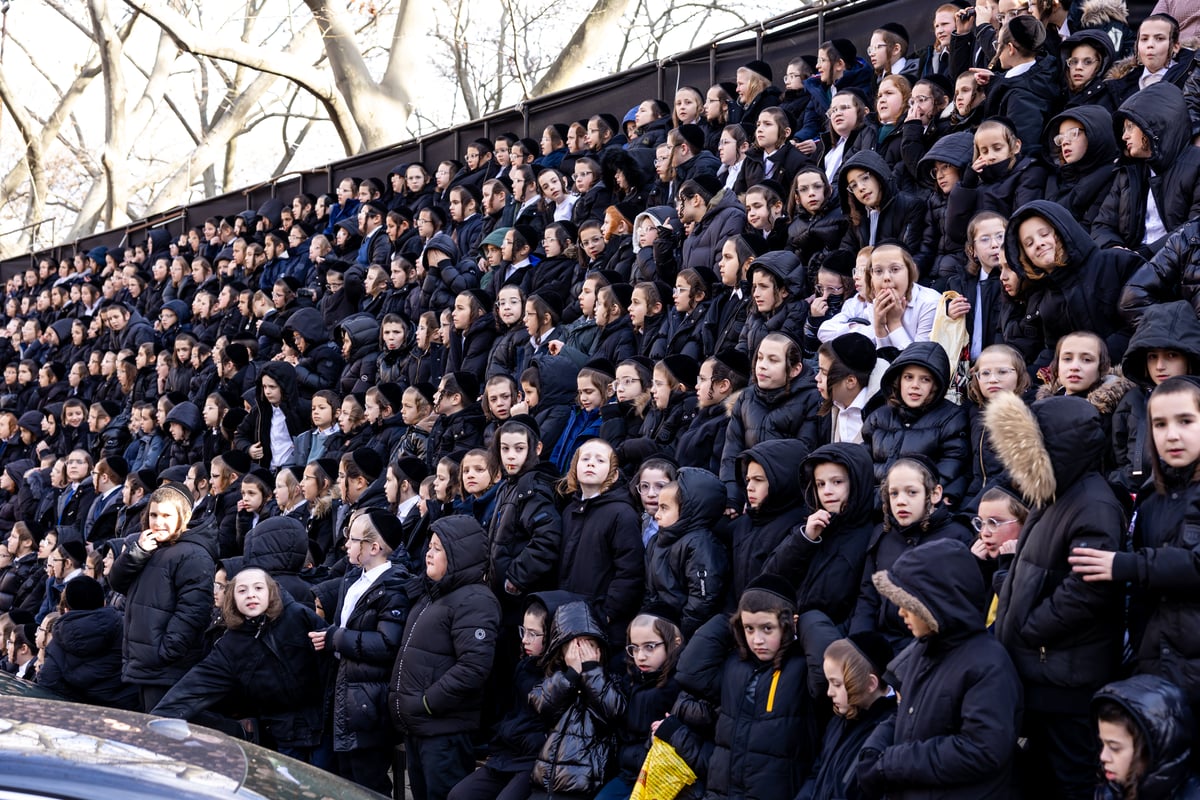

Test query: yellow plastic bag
[630,737,698,800]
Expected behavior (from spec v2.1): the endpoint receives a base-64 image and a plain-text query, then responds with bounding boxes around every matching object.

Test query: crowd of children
[6,1,1200,798]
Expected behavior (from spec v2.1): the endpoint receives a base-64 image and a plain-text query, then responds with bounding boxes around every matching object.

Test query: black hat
[837,86,871,109]
[742,59,774,82]
[609,283,634,309]
[376,382,406,413]
[513,224,540,250]
[221,450,252,476]
[158,465,190,485]
[530,287,565,320]
[596,269,624,287]
[640,600,682,628]
[61,539,87,568]
[135,468,158,490]
[450,371,480,402]
[466,288,493,311]
[661,354,700,388]
[713,348,751,379]
[830,333,878,376]
[63,575,105,611]
[1007,16,1046,53]
[718,80,737,98]
[314,458,340,482]
[744,573,796,607]
[20,623,38,652]
[692,266,718,294]
[878,22,910,43]
[693,174,724,197]
[613,200,641,225]
[620,356,653,387]
[677,123,706,153]
[800,54,819,72]
[896,452,941,484]
[412,382,437,406]
[505,413,541,440]
[98,401,122,419]
[7,609,33,626]
[349,447,384,482]
[16,411,43,432]
[393,457,429,486]
[222,408,247,439]
[279,275,302,293]
[830,38,857,63]
[45,361,66,382]
[821,249,856,279]
[584,356,616,378]
[983,114,1020,137]
[364,508,405,551]
[224,342,251,369]
[105,455,130,483]
[756,179,786,201]
[918,73,954,98]
[848,630,895,677]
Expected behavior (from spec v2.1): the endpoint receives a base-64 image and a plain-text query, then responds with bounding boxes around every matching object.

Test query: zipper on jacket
[1039,646,1047,664]
[391,600,431,719]
[766,669,781,713]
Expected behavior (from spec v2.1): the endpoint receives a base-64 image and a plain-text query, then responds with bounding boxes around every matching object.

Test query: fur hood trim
[723,389,742,418]
[1035,372,1133,414]
[984,391,1055,507]
[1082,0,1127,25]
[1106,53,1139,81]
[873,570,938,634]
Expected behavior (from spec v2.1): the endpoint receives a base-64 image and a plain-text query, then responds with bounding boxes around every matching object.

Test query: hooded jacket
[736,251,810,359]
[1093,83,1200,254]
[988,393,1125,702]
[222,516,314,608]
[917,131,975,287]
[335,312,381,395]
[862,342,972,504]
[982,54,1062,159]
[837,150,924,255]
[234,361,309,469]
[37,605,140,710]
[945,151,1048,251]
[1120,219,1200,328]
[681,188,746,273]
[673,392,733,474]
[729,439,811,602]
[644,468,728,636]
[529,601,626,796]
[1110,302,1200,495]
[1061,29,1117,109]
[860,539,1022,800]
[1005,200,1143,367]
[764,442,876,626]
[1092,675,1200,800]
[785,191,847,279]
[720,366,823,508]
[107,514,219,685]
[284,307,347,397]
[389,515,500,737]
[1043,105,1119,231]
[487,461,562,597]
[446,311,497,377]
[420,232,480,314]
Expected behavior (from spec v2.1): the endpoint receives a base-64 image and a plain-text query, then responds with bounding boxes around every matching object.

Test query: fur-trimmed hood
[872,538,984,640]
[1082,0,1127,26]
[1035,372,1134,414]
[984,391,1106,507]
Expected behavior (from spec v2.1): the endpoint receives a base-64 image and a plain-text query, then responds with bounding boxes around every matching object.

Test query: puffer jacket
[1091,675,1200,800]
[323,557,410,751]
[861,342,971,504]
[284,307,346,398]
[222,516,314,608]
[837,150,924,255]
[36,606,140,710]
[728,439,811,602]
[1005,200,1142,367]
[981,53,1062,158]
[681,189,746,272]
[446,312,497,377]
[0,553,44,616]
[764,442,876,626]
[152,597,328,748]
[614,666,682,783]
[737,251,809,358]
[859,539,1023,800]
[786,196,847,281]
[389,515,500,737]
[162,401,202,469]
[1061,29,1116,109]
[1093,83,1200,255]
[107,515,218,685]
[529,355,577,456]
[558,485,644,645]
[486,320,528,380]
[1111,301,1200,495]
[529,601,626,796]
[989,393,1125,703]
[425,402,486,470]
[487,461,562,596]
[916,131,975,287]
[945,153,1047,249]
[334,312,381,395]
[1042,105,1119,231]
[643,468,728,637]
[1120,220,1200,326]
[673,397,732,474]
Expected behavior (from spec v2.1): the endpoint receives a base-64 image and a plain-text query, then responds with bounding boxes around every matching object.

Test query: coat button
[908,707,914,714]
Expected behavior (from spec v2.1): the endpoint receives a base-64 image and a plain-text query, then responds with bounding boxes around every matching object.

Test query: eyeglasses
[1066,57,1098,69]
[518,626,544,640]
[347,536,369,545]
[827,104,854,116]
[845,178,874,193]
[638,481,668,495]
[1052,127,1085,148]
[866,43,887,51]
[626,642,665,657]
[869,265,906,278]
[911,94,934,105]
[929,163,958,180]
[975,233,1005,247]
[977,367,1016,380]
[971,516,1019,533]
[615,377,642,388]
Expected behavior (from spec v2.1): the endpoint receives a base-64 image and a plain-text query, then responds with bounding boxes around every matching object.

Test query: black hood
[1044,105,1119,174]
[1061,29,1116,94]
[531,354,579,407]
[873,538,984,639]
[747,250,806,295]
[544,600,606,662]
[163,401,202,436]
[527,589,589,625]
[917,131,975,185]
[284,307,331,348]
[1034,395,1107,495]
[223,516,308,577]
[335,312,381,361]
[179,514,220,561]
[657,468,724,543]
[800,442,876,528]
[1004,199,1097,277]
[882,341,950,400]
[1122,300,1200,386]
[738,438,808,518]
[427,514,487,595]
[838,150,897,214]
[1092,675,1196,799]
[54,606,125,658]
[1114,82,1192,173]
[258,361,299,404]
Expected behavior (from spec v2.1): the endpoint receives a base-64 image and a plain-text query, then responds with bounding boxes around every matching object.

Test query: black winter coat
[558,486,645,644]
[836,150,924,254]
[787,200,847,280]
[673,401,729,473]
[425,403,486,470]
[107,516,218,685]
[36,606,139,710]
[323,560,410,751]
[861,342,971,504]
[446,312,497,377]
[389,515,500,737]
[992,395,1125,706]
[1042,105,1119,231]
[487,462,562,596]
[728,439,809,602]
[284,308,346,398]
[483,655,549,772]
[615,668,682,782]
[233,361,309,470]
[152,598,327,748]
[681,190,745,272]
[1093,83,1200,255]
[945,154,1047,248]
[222,516,315,608]
[643,468,728,637]
[1120,220,1200,326]
[860,538,1023,800]
[916,131,975,286]
[0,553,44,617]
[982,54,1062,158]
